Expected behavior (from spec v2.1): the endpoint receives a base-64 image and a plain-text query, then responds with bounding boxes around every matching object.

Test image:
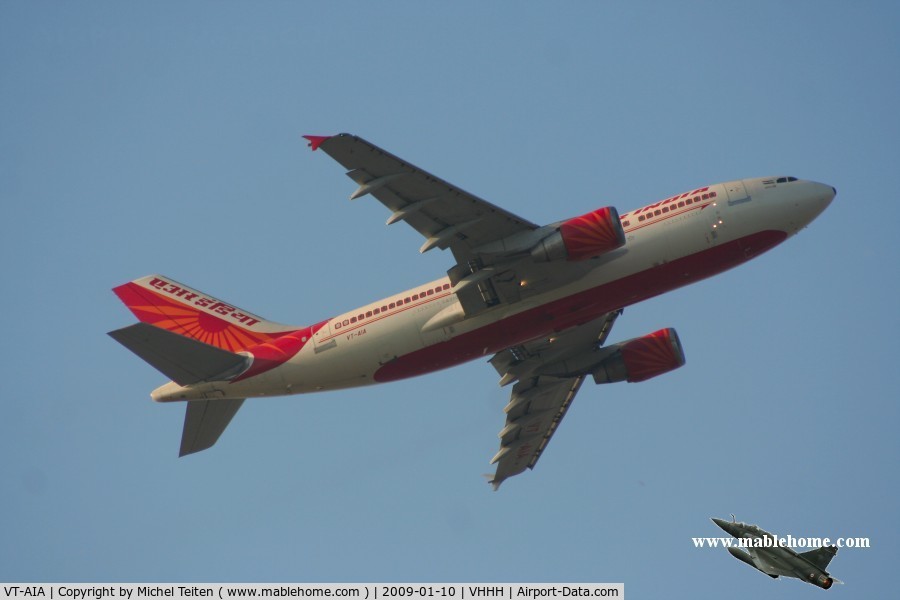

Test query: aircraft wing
[487,310,621,489]
[747,548,797,578]
[305,133,539,255]
[306,134,561,316]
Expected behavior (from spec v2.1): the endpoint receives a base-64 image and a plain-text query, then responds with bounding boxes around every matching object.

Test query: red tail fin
[112,275,298,353]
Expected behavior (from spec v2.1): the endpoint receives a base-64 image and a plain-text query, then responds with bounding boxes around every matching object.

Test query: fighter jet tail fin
[798,545,838,571]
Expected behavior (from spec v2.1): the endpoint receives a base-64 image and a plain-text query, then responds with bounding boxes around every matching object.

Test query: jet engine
[531,206,626,262]
[809,574,834,590]
[592,328,686,383]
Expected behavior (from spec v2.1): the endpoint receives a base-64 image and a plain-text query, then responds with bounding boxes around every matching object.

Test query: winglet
[302,135,331,151]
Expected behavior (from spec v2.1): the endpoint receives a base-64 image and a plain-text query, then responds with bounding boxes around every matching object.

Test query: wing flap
[180,398,245,456]
[108,323,249,386]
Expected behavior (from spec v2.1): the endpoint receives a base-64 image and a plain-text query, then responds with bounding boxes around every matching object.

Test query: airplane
[712,516,841,589]
[109,133,835,489]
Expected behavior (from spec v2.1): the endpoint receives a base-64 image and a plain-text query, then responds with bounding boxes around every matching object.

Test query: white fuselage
[153,177,834,402]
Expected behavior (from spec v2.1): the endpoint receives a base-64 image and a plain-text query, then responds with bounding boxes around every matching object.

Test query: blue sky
[2,1,898,596]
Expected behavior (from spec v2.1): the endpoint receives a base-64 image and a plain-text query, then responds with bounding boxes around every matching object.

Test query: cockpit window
[788,176,797,182]
[776,177,787,183]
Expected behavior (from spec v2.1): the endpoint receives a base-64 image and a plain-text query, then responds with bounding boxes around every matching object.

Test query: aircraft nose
[817,182,836,214]
[812,180,835,205]
[711,517,740,537]
[792,180,835,228]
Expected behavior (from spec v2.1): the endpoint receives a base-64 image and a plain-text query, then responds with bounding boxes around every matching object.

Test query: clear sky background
[2,2,898,597]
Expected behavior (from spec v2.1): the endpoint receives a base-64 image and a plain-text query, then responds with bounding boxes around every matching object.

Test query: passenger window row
[334,283,452,329]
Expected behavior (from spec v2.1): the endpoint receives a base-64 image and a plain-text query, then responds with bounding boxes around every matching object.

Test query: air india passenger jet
[109,133,835,488]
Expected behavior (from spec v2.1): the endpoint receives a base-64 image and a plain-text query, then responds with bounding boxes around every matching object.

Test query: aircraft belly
[214,227,788,391]
[191,229,787,390]
[374,230,787,382]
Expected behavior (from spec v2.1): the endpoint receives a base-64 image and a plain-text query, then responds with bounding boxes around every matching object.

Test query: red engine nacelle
[531,206,626,262]
[592,328,686,384]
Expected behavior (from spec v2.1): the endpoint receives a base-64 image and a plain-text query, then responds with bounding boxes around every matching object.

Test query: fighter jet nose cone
[711,517,738,535]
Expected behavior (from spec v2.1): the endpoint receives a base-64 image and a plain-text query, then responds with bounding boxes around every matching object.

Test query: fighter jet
[711,517,841,589]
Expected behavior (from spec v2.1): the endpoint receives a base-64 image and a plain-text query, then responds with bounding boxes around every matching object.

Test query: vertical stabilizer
[798,545,838,571]
[113,274,299,352]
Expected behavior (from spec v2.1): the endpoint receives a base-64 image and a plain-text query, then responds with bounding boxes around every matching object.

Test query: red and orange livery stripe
[113,282,287,353]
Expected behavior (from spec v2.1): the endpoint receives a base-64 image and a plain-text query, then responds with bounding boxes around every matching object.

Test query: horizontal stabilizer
[181,398,245,456]
[108,323,249,386]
